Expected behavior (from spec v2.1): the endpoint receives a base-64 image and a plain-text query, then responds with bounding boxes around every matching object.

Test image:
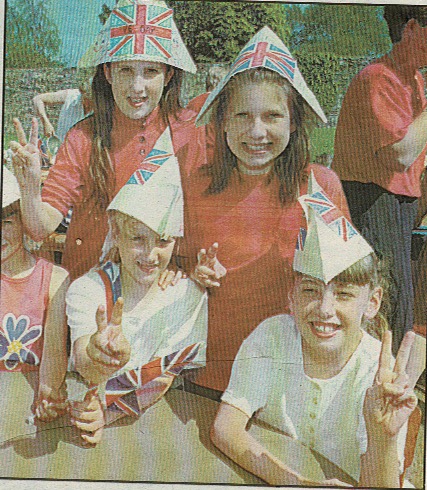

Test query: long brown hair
[206,68,314,204]
[88,63,183,210]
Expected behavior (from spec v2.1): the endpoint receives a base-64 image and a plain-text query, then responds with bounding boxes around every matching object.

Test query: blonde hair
[333,253,390,340]
[104,211,142,264]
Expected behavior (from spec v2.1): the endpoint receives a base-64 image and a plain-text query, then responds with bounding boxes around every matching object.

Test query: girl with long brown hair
[10,0,205,280]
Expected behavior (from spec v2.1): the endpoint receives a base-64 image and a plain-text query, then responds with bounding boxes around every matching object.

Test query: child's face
[224,81,294,175]
[115,218,175,286]
[290,275,382,357]
[104,60,173,120]
[1,210,24,264]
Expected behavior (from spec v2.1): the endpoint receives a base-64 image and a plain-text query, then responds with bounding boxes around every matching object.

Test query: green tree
[284,4,391,115]
[6,0,62,68]
[286,4,390,58]
[168,1,290,63]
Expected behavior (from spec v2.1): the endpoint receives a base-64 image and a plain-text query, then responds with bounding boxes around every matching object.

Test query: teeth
[313,324,337,334]
[245,144,269,151]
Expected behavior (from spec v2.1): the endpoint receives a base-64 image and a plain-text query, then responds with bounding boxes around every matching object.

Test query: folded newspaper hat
[79,0,196,73]
[107,126,183,239]
[196,26,326,125]
[293,172,373,283]
[2,167,21,209]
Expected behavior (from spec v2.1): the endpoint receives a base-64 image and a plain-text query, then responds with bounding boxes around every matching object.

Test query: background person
[332,5,427,350]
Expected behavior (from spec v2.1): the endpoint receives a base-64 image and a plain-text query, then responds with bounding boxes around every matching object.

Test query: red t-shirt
[332,54,426,197]
[42,105,207,280]
[180,164,349,391]
[0,258,53,372]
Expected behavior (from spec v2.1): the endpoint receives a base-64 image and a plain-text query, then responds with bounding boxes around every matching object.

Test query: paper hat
[196,26,326,126]
[79,0,196,73]
[2,167,21,209]
[107,127,183,239]
[293,172,373,283]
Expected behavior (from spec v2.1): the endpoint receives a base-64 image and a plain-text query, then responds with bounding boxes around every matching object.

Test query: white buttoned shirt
[222,314,406,481]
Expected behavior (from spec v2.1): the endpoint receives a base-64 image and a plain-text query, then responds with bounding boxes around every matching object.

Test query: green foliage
[6,0,62,68]
[168,1,290,63]
[310,127,336,160]
[286,4,391,58]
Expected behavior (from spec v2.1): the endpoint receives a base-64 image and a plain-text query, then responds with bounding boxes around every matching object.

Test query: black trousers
[342,181,418,351]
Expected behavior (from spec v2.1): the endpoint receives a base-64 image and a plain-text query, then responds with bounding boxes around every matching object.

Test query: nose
[317,290,336,319]
[132,73,147,94]
[248,117,267,139]
[147,247,160,265]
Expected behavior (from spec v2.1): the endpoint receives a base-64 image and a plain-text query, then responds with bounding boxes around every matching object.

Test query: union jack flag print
[328,217,358,242]
[304,191,338,219]
[127,148,173,186]
[105,342,201,417]
[109,3,173,59]
[295,227,307,251]
[229,41,296,83]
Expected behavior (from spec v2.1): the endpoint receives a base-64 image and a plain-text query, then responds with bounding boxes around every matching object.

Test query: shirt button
[309,412,316,419]
[313,397,318,405]
[76,238,82,246]
[139,136,145,143]
[140,149,146,156]
[308,426,314,433]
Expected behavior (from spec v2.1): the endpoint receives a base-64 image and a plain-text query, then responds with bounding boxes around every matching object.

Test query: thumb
[95,304,108,333]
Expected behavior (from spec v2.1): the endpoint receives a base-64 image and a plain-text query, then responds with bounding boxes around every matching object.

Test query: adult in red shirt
[332,5,427,350]
[10,0,206,280]
[179,27,349,393]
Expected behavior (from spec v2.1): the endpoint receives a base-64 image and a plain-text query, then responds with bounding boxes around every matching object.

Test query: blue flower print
[0,313,42,370]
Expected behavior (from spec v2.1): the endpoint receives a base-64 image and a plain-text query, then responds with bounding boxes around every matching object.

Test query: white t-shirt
[222,314,406,481]
[66,263,208,376]
[56,89,85,142]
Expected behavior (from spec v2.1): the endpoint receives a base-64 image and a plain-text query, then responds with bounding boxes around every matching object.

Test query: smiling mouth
[310,322,341,338]
[136,261,158,274]
[128,96,148,108]
[242,143,272,153]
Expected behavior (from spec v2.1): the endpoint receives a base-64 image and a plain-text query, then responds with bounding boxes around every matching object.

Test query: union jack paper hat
[79,0,196,73]
[196,26,326,125]
[107,126,183,239]
[2,167,21,209]
[293,173,373,283]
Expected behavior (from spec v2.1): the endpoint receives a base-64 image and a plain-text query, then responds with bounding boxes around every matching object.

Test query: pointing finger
[110,297,124,328]
[95,304,108,333]
[394,331,415,376]
[30,118,39,147]
[377,330,392,383]
[13,118,27,146]
[206,242,219,260]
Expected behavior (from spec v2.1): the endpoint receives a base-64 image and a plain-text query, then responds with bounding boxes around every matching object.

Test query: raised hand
[363,331,418,440]
[86,298,131,376]
[70,389,105,446]
[192,242,227,288]
[9,118,42,195]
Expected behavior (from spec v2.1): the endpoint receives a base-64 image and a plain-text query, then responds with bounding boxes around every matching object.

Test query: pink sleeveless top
[0,258,53,372]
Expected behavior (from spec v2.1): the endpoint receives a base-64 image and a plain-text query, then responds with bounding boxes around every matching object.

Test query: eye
[119,66,133,74]
[336,289,355,300]
[268,112,284,119]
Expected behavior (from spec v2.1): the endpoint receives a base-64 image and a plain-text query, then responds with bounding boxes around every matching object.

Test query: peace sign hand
[9,118,42,195]
[192,242,227,288]
[363,331,418,440]
[86,298,131,377]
